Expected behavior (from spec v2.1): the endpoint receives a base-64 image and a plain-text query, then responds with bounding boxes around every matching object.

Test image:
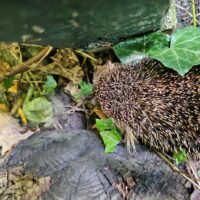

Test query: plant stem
[191,0,197,27]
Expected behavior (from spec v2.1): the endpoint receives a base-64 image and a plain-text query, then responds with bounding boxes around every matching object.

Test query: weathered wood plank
[0,0,170,48]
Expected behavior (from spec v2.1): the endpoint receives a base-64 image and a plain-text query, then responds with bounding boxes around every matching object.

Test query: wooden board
[0,0,170,48]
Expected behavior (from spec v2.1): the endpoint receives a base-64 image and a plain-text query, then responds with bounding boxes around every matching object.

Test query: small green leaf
[198,170,200,177]
[173,148,187,165]
[42,75,57,94]
[96,118,122,153]
[149,26,200,75]
[72,81,93,100]
[96,118,115,131]
[3,76,15,90]
[113,32,169,64]
[100,130,122,153]
[23,97,53,123]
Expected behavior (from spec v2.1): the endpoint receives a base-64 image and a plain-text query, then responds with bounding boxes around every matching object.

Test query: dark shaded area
[0,0,170,48]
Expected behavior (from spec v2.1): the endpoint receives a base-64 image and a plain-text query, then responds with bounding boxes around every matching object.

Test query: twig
[75,50,98,62]
[155,150,200,190]
[175,4,200,25]
[191,0,197,27]
[0,46,53,83]
[64,105,87,114]
[188,160,200,186]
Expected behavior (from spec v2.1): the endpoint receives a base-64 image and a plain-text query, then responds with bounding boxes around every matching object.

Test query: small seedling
[96,118,122,153]
[173,148,188,165]
[72,81,94,100]
[42,75,57,94]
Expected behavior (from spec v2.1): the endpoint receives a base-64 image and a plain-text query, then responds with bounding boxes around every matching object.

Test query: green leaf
[23,97,53,123]
[96,118,115,131]
[42,75,57,94]
[100,130,122,153]
[198,170,200,177]
[113,32,169,64]
[72,81,93,100]
[149,26,200,75]
[3,76,15,90]
[96,118,122,153]
[113,27,200,75]
[173,148,187,165]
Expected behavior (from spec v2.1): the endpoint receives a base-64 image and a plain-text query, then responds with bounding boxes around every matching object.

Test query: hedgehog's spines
[95,58,200,159]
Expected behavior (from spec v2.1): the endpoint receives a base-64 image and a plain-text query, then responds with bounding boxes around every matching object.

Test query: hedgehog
[95,58,200,158]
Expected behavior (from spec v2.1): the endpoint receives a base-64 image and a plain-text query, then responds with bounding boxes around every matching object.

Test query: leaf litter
[0,42,106,156]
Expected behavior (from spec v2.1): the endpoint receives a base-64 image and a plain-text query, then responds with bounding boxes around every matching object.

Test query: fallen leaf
[0,111,34,155]
[39,48,84,84]
[93,61,115,84]
[0,104,9,112]
[91,107,107,119]
[18,107,27,126]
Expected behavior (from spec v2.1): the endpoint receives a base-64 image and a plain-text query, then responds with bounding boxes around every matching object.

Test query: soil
[176,0,200,27]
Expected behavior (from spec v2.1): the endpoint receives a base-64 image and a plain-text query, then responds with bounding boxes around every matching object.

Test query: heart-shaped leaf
[113,32,169,64]
[149,26,200,75]
[23,97,53,123]
[100,130,121,153]
[113,26,200,75]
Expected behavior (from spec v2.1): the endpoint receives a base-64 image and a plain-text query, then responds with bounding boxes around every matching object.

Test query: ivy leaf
[100,130,122,153]
[72,81,93,100]
[42,75,57,94]
[3,76,15,90]
[149,26,200,75]
[113,32,169,64]
[96,118,115,131]
[23,97,53,123]
[96,118,122,153]
[173,148,187,165]
[113,26,200,76]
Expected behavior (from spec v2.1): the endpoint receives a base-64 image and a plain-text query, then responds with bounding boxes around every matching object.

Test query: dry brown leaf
[39,48,84,84]
[0,111,34,155]
[91,107,107,119]
[93,61,116,84]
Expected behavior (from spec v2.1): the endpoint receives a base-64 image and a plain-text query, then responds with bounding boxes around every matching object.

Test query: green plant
[3,76,15,90]
[173,148,188,165]
[198,169,200,177]
[42,75,57,94]
[22,86,53,123]
[113,26,200,76]
[95,118,122,153]
[72,81,94,100]
[191,0,197,27]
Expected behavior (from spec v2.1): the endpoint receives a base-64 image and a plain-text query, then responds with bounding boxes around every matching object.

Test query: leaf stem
[191,0,197,27]
[24,86,34,103]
